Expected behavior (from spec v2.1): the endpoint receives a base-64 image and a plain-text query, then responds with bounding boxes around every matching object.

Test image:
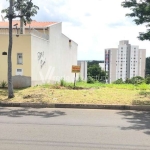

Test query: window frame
[17,53,23,65]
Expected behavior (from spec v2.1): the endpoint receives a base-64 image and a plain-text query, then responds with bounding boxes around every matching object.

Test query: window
[16,69,23,75]
[17,53,23,64]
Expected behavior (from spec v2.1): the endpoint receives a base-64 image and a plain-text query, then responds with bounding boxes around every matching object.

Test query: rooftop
[0,20,57,28]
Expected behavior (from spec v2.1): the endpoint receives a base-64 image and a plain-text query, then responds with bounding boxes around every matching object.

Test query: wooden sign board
[72,65,81,73]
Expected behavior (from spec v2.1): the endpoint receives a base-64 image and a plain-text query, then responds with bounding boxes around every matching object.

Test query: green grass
[40,82,150,90]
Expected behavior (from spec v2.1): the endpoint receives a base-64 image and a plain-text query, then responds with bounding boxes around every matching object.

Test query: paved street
[0,107,150,150]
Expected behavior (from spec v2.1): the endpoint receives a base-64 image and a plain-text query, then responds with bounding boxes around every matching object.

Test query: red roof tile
[0,20,57,28]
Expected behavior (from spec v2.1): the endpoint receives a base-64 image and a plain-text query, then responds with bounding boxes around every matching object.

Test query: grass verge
[0,82,150,105]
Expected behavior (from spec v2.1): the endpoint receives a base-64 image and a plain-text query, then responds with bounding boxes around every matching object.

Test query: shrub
[0,80,7,88]
[60,78,66,86]
[78,74,82,82]
[125,78,131,84]
[130,76,145,84]
[139,90,150,96]
[87,76,95,84]
[113,78,124,84]
[145,76,150,84]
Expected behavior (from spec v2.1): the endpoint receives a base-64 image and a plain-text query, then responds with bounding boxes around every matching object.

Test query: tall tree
[1,0,39,98]
[121,0,150,40]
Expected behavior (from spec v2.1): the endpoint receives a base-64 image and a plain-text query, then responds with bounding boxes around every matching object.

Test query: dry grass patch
[0,86,147,105]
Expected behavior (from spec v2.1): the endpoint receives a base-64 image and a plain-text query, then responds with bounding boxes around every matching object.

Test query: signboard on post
[72,65,81,73]
[72,65,81,88]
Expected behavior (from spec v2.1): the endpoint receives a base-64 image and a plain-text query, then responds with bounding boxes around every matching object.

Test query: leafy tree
[87,61,106,81]
[146,57,150,76]
[1,0,39,98]
[88,65,101,77]
[121,0,150,40]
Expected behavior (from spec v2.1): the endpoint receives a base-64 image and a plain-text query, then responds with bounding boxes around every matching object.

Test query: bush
[113,78,124,84]
[78,74,82,82]
[130,76,145,84]
[145,76,150,84]
[87,76,95,84]
[0,80,7,88]
[60,78,66,86]
[125,78,131,84]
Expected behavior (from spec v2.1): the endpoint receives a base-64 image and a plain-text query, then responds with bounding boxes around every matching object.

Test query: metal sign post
[74,73,76,87]
[72,65,81,88]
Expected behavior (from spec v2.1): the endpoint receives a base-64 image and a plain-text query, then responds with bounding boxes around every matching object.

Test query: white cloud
[0,0,150,60]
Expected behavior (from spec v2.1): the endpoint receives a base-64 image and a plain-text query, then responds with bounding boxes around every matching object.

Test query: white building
[0,21,78,88]
[77,61,87,81]
[105,40,146,83]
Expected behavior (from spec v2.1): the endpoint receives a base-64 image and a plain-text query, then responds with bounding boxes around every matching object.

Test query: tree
[146,57,150,76]
[1,0,39,98]
[121,0,150,40]
[87,61,106,81]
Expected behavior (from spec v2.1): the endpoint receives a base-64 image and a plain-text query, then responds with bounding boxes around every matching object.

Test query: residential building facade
[105,40,146,83]
[0,21,78,88]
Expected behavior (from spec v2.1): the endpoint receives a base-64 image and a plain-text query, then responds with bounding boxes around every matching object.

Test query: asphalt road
[0,107,150,150]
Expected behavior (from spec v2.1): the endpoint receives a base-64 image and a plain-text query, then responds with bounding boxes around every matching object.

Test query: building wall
[48,23,77,83]
[31,23,78,86]
[0,34,31,84]
[117,42,130,81]
[105,48,117,83]
[139,49,146,78]
[130,46,139,78]
[31,34,49,86]
[110,48,117,83]
[77,61,87,81]
[99,62,105,71]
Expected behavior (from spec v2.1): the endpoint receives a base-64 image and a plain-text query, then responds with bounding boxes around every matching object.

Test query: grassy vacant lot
[0,82,150,105]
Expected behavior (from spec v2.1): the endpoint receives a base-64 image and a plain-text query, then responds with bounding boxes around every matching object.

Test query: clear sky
[0,0,150,60]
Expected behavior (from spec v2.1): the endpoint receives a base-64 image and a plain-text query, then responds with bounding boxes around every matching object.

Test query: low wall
[12,76,31,88]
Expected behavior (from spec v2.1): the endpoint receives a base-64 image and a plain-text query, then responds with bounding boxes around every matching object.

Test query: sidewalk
[0,102,150,111]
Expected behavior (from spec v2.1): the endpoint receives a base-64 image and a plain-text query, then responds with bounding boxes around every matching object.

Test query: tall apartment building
[105,40,146,83]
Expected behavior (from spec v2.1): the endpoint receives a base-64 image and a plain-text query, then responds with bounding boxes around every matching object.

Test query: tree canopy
[2,0,39,25]
[146,57,150,75]
[87,61,106,81]
[121,0,150,40]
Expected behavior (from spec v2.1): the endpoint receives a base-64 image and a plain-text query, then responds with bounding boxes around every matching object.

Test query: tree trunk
[20,0,24,34]
[8,0,14,98]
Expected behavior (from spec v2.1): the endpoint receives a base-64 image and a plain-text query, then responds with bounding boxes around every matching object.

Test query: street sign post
[72,65,81,87]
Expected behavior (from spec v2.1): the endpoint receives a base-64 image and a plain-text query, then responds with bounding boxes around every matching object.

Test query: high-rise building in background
[105,40,146,83]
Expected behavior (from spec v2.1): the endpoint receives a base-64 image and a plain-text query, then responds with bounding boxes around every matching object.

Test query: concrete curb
[0,102,150,111]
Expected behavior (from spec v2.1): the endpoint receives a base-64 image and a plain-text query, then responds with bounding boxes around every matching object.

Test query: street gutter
[0,102,150,111]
